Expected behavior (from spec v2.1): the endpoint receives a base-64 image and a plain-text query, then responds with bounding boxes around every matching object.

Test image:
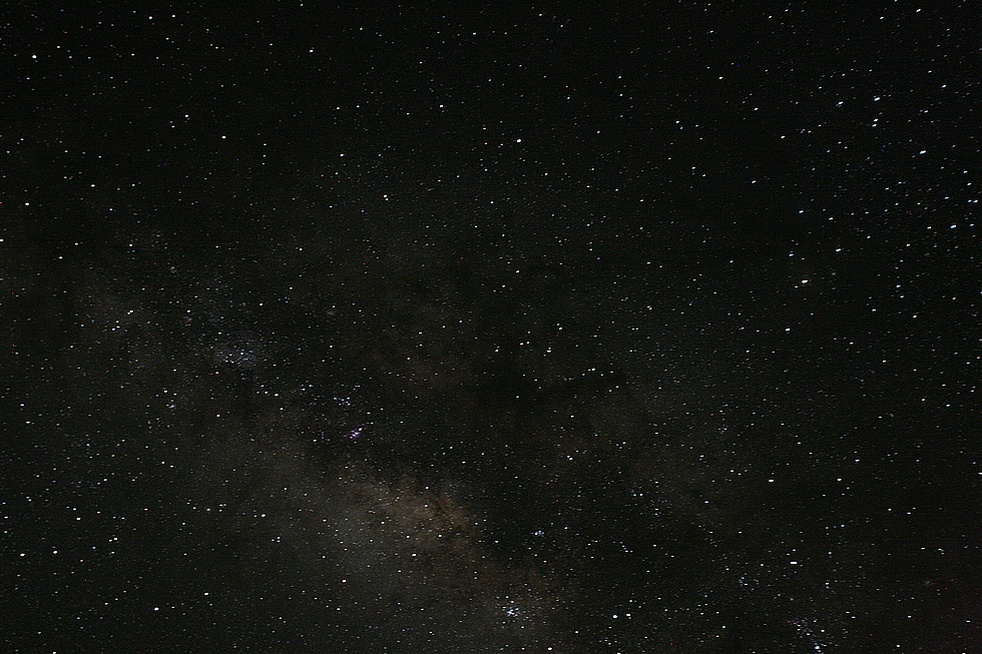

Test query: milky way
[2,4,977,652]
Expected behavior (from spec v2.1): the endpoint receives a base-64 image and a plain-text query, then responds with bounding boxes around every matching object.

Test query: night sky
[2,3,978,652]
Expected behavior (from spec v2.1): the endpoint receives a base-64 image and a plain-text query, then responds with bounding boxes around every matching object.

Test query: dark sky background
[1,3,978,652]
